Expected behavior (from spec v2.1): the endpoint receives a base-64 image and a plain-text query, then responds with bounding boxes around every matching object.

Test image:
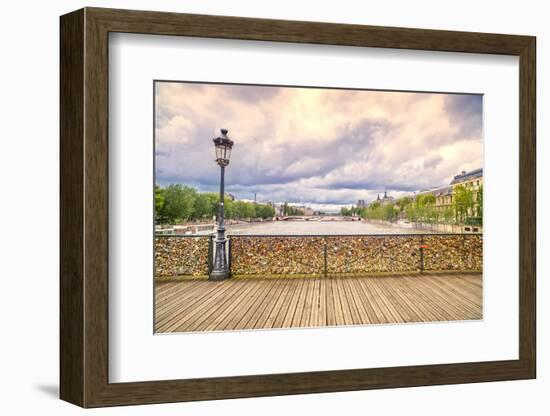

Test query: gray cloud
[423,154,443,170]
[444,94,483,139]
[155,82,483,207]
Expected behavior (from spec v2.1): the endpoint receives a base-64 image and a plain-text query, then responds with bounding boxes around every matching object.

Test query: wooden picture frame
[60,7,536,408]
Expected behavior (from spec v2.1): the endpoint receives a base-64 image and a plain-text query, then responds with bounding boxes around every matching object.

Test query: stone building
[424,185,453,212]
[419,168,483,213]
[375,191,395,206]
[449,168,483,216]
[450,168,483,191]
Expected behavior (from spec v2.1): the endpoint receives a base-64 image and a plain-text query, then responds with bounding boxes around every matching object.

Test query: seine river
[225,219,431,235]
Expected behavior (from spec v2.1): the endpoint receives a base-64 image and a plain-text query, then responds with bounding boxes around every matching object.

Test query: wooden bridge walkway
[155,273,482,333]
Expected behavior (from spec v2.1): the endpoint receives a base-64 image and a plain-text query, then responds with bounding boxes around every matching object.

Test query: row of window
[463,179,482,188]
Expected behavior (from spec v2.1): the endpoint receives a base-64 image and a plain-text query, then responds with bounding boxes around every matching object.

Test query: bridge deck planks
[155,273,482,333]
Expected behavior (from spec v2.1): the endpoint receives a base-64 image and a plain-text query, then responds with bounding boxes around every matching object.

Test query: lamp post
[209,128,234,280]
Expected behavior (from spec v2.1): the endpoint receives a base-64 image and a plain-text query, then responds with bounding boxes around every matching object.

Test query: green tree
[282,202,289,216]
[360,201,398,222]
[476,185,483,220]
[424,204,439,224]
[244,203,256,219]
[396,196,413,212]
[282,203,304,216]
[369,201,381,210]
[453,185,474,223]
[192,193,215,220]
[405,203,418,223]
[443,206,455,223]
[383,204,398,221]
[232,200,247,219]
[222,196,234,220]
[415,193,436,207]
[408,193,436,223]
[255,204,275,219]
[154,185,165,221]
[162,184,197,223]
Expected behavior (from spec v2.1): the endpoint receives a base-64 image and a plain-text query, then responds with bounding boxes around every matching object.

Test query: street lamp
[209,128,234,280]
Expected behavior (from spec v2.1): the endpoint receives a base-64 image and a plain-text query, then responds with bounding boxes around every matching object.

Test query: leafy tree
[244,203,256,219]
[383,204,398,221]
[154,184,279,224]
[453,185,474,223]
[415,193,436,207]
[405,204,418,222]
[193,192,221,220]
[154,185,165,220]
[162,184,197,223]
[222,196,234,220]
[255,204,275,219]
[443,206,455,223]
[395,196,413,212]
[424,204,439,224]
[281,202,305,216]
[232,200,244,219]
[357,207,367,218]
[369,201,381,210]
[476,185,483,220]
[360,201,398,222]
[403,193,437,223]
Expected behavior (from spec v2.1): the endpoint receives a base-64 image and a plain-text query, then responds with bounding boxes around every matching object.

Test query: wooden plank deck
[155,273,482,333]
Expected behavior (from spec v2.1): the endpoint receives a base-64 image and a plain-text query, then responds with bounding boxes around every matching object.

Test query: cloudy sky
[155,82,482,212]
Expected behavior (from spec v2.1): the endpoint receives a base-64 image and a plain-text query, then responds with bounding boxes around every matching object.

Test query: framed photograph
[60,7,536,407]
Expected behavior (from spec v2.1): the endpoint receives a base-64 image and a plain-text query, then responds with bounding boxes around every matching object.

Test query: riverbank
[363,219,482,234]
[156,217,481,236]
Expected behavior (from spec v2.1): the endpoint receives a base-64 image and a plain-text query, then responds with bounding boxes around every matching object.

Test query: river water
[225,219,431,235]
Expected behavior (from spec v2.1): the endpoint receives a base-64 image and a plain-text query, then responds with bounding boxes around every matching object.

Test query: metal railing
[154,233,483,278]
[154,235,212,277]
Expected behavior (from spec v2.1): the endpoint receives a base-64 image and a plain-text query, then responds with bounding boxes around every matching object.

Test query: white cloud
[155,82,483,208]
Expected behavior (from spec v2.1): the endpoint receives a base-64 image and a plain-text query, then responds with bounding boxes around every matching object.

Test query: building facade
[374,191,395,206]
[419,168,483,216]
[450,168,483,191]
[450,168,483,217]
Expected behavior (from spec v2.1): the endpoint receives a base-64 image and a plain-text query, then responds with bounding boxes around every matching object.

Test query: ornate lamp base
[209,268,230,281]
[209,237,230,280]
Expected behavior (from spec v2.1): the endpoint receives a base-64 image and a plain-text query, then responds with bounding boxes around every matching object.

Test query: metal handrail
[326,237,421,271]
[226,232,481,237]
[155,233,482,277]
[154,234,213,238]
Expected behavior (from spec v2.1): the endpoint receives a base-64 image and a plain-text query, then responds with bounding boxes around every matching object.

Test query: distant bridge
[275,215,360,222]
